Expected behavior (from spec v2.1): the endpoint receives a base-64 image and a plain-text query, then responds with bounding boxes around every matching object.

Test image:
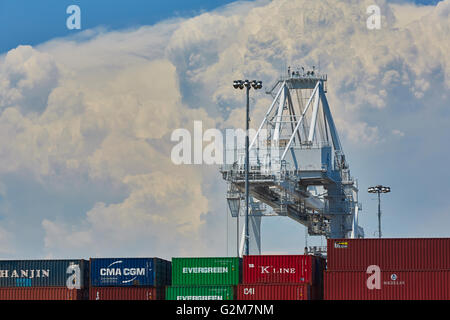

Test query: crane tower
[221,68,364,256]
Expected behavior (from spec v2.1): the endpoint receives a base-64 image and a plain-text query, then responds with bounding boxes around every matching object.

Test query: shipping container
[0,260,88,288]
[237,284,312,300]
[243,255,325,285]
[327,238,450,271]
[166,286,235,300]
[324,270,450,300]
[171,257,240,285]
[89,287,164,300]
[89,257,171,287]
[311,284,324,301]
[0,287,87,300]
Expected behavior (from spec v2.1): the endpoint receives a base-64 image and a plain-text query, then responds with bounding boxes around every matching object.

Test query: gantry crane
[221,68,364,256]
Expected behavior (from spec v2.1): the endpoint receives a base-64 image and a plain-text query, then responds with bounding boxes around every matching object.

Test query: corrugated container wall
[327,238,450,271]
[237,284,311,300]
[89,257,171,287]
[89,287,164,300]
[171,257,240,285]
[0,288,87,300]
[243,255,325,285]
[0,260,88,288]
[166,286,235,300]
[324,270,450,300]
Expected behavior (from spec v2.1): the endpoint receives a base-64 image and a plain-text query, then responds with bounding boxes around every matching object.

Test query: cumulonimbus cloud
[0,0,448,257]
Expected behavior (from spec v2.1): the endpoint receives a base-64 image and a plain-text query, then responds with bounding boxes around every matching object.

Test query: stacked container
[0,259,89,300]
[166,257,240,300]
[89,257,171,300]
[238,255,326,300]
[325,238,450,300]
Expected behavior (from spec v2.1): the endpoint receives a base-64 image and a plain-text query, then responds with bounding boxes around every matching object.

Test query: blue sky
[0,0,443,54]
[0,0,448,258]
[0,0,239,54]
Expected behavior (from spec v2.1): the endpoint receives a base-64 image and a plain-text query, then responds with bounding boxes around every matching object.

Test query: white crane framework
[221,70,364,255]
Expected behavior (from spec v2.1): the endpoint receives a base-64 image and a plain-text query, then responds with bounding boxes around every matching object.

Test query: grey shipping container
[90,257,171,287]
[0,260,88,288]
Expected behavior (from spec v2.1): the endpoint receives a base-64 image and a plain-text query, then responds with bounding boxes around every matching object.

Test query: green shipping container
[171,257,241,285]
[166,286,235,300]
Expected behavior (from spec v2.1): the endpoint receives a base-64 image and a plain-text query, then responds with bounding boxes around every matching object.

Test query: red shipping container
[324,270,450,300]
[327,238,450,271]
[237,284,312,300]
[243,255,325,285]
[0,287,86,300]
[311,284,324,301]
[89,287,163,300]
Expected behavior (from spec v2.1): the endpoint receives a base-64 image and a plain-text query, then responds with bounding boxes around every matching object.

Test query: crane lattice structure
[221,68,364,256]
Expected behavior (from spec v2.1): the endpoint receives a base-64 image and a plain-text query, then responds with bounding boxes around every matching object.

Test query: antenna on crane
[221,67,364,256]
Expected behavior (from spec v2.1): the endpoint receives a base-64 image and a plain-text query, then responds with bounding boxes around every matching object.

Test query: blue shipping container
[0,260,88,288]
[90,258,171,287]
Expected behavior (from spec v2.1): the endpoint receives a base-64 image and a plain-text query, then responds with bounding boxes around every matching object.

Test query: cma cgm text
[99,268,145,276]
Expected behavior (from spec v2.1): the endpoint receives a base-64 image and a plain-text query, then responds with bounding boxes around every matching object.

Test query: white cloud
[0,0,448,257]
[0,42,216,256]
[42,219,92,251]
[0,46,60,115]
[42,168,209,258]
[392,129,405,137]
[338,119,381,145]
